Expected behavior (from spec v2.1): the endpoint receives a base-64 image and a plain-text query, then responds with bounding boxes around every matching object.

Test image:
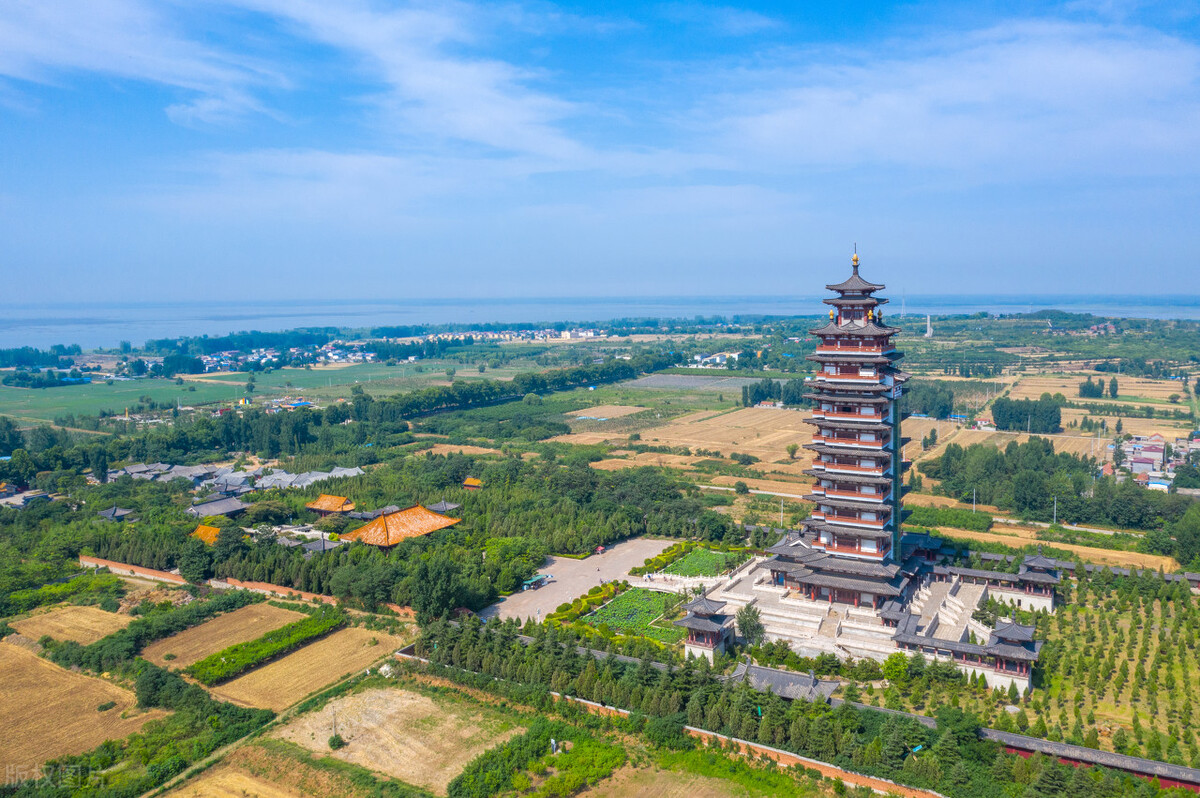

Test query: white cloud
[0,0,282,124]
[706,20,1200,178]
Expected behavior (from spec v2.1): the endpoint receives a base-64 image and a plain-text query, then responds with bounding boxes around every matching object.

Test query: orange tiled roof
[305,494,355,513]
[342,505,460,547]
[191,524,221,546]
[462,477,483,488]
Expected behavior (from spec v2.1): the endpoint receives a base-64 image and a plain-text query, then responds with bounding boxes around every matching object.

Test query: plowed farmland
[209,628,408,711]
[273,687,522,795]
[0,642,168,773]
[142,603,306,668]
[10,605,131,645]
[635,407,813,463]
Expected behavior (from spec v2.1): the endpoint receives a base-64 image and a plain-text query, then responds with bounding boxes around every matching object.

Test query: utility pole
[1053,496,1057,526]
[972,487,976,515]
[780,498,784,529]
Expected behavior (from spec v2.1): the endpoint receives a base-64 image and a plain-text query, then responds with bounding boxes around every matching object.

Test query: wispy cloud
[0,0,283,124]
[659,3,782,36]
[706,20,1200,178]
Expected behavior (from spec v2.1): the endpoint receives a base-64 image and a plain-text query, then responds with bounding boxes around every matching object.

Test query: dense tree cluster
[902,381,956,418]
[919,438,1195,530]
[991,396,1062,433]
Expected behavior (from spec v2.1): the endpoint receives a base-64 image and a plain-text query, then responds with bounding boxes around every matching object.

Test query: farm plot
[10,604,131,645]
[1009,374,1187,406]
[208,628,408,711]
[663,548,747,577]
[591,452,704,471]
[424,443,504,456]
[273,687,522,795]
[0,642,168,773]
[142,603,306,668]
[945,428,1107,459]
[164,742,371,798]
[569,404,646,419]
[582,588,684,644]
[1060,408,1191,440]
[634,407,813,464]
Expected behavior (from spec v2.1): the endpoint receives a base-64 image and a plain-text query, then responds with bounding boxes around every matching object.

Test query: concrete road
[479,537,675,623]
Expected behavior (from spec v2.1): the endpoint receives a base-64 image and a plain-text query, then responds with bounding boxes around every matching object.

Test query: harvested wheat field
[904,492,1004,515]
[636,407,813,464]
[10,604,131,645]
[592,452,703,471]
[164,743,367,798]
[947,428,1108,458]
[209,628,408,711]
[932,526,1178,571]
[1060,408,1191,440]
[705,475,811,498]
[142,603,306,668]
[0,642,168,773]
[569,404,645,419]
[273,687,522,795]
[1008,374,1187,406]
[425,443,503,456]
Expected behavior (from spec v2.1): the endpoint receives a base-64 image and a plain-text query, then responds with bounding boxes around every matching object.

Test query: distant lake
[1,294,1198,350]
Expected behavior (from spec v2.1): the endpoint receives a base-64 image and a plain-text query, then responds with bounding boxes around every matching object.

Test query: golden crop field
[209,628,408,711]
[164,743,367,798]
[1009,373,1190,406]
[568,404,646,418]
[947,428,1108,458]
[10,605,131,645]
[1060,408,1192,440]
[425,443,504,456]
[932,526,1177,571]
[0,643,168,774]
[634,407,814,464]
[142,603,306,668]
[273,687,523,795]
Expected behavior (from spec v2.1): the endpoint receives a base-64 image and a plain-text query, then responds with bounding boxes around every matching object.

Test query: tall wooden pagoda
[765,253,911,609]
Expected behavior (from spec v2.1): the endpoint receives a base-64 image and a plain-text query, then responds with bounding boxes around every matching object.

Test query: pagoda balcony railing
[815,344,893,355]
[811,434,886,448]
[813,461,887,476]
[820,487,888,502]
[812,411,886,422]
[814,542,891,557]
[815,372,880,383]
[812,511,889,528]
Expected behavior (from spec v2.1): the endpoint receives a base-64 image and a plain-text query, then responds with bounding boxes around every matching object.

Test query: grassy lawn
[582,588,685,644]
[662,548,746,577]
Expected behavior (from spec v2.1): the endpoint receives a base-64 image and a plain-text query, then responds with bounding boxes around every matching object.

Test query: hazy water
[1,294,1198,350]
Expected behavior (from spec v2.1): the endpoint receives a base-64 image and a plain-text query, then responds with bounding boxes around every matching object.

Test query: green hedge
[186,607,345,685]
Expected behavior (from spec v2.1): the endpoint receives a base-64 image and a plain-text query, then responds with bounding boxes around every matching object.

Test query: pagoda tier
[800,253,907,567]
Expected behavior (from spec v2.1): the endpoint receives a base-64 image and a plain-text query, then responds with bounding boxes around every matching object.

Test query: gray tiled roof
[185,497,248,517]
[727,659,839,702]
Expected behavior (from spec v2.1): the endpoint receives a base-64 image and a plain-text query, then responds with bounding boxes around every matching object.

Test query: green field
[0,378,250,425]
[662,548,746,577]
[0,361,529,426]
[582,588,685,644]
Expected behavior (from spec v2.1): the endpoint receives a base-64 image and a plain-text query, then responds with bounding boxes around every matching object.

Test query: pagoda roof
[808,494,894,513]
[805,469,893,486]
[1022,553,1058,569]
[803,519,894,540]
[992,620,1037,642]
[792,569,905,597]
[191,524,221,546]
[806,416,892,431]
[799,553,901,579]
[826,263,885,293]
[805,353,894,365]
[822,296,889,307]
[808,320,901,337]
[682,596,727,615]
[727,659,837,702]
[803,442,894,459]
[342,505,460,547]
[305,494,355,513]
[674,613,731,633]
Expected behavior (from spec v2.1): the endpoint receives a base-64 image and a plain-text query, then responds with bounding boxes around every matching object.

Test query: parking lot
[479,537,674,623]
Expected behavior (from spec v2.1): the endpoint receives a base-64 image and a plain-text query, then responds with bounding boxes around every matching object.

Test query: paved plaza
[479,537,675,623]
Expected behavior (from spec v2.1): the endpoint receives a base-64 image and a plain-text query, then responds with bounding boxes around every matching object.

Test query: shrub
[96,701,116,712]
[329,734,346,750]
[186,606,345,685]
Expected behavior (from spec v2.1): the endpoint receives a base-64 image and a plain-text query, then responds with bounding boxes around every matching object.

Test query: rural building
[190,524,221,545]
[341,505,461,547]
[185,497,248,518]
[305,494,355,515]
[700,254,1046,691]
[97,506,135,522]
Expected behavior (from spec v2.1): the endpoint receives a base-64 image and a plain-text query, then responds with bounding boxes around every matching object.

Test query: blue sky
[1,0,1199,304]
